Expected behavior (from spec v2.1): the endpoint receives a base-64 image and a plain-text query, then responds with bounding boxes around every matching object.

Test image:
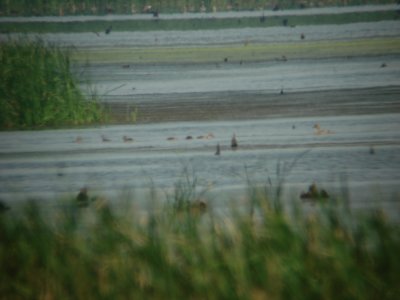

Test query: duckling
[313,124,334,135]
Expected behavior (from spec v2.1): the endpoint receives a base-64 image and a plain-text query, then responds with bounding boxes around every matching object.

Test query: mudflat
[103,86,400,123]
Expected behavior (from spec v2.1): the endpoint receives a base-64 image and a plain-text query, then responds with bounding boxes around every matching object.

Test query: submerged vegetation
[0,38,105,129]
[0,190,399,299]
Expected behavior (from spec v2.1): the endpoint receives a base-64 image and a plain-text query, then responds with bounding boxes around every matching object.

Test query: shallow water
[4,20,400,48]
[0,4,397,22]
[1,114,399,216]
[80,56,400,98]
[1,14,400,216]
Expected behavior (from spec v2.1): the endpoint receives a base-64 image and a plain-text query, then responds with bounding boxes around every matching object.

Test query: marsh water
[1,7,400,215]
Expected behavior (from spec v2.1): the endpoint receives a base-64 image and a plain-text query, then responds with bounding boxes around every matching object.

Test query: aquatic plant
[0,38,105,129]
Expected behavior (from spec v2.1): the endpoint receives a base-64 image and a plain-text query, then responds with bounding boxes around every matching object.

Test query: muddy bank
[101,86,400,123]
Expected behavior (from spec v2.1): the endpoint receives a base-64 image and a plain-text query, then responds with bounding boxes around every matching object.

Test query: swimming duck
[123,135,133,142]
[102,135,111,142]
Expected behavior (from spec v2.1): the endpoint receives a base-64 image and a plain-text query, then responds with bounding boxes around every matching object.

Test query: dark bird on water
[300,33,305,40]
[123,135,133,142]
[369,146,375,155]
[215,143,221,155]
[102,135,111,142]
[231,134,238,149]
[105,25,112,34]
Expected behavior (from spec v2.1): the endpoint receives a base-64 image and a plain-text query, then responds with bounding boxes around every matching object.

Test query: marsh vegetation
[0,39,106,129]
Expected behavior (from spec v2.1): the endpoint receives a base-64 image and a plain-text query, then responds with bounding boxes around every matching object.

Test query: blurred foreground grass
[1,190,399,300]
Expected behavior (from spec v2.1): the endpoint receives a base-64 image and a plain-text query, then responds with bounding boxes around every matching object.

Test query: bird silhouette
[123,135,133,142]
[105,25,112,34]
[102,135,111,142]
[215,143,221,155]
[76,187,89,207]
[231,134,238,149]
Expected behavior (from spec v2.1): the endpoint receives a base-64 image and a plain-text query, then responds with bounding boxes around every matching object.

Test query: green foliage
[0,193,399,299]
[0,38,105,129]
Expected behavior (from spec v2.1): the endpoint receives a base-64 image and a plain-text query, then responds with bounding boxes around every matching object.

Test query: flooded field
[1,8,400,215]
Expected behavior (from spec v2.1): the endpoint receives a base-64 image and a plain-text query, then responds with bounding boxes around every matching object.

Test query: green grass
[72,37,400,65]
[0,188,399,299]
[0,38,106,129]
[1,11,398,33]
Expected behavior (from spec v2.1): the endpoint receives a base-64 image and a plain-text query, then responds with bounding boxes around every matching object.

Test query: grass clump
[0,38,105,129]
[0,192,399,299]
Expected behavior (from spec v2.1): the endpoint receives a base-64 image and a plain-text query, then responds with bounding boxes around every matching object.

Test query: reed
[0,188,399,299]
[0,38,105,129]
